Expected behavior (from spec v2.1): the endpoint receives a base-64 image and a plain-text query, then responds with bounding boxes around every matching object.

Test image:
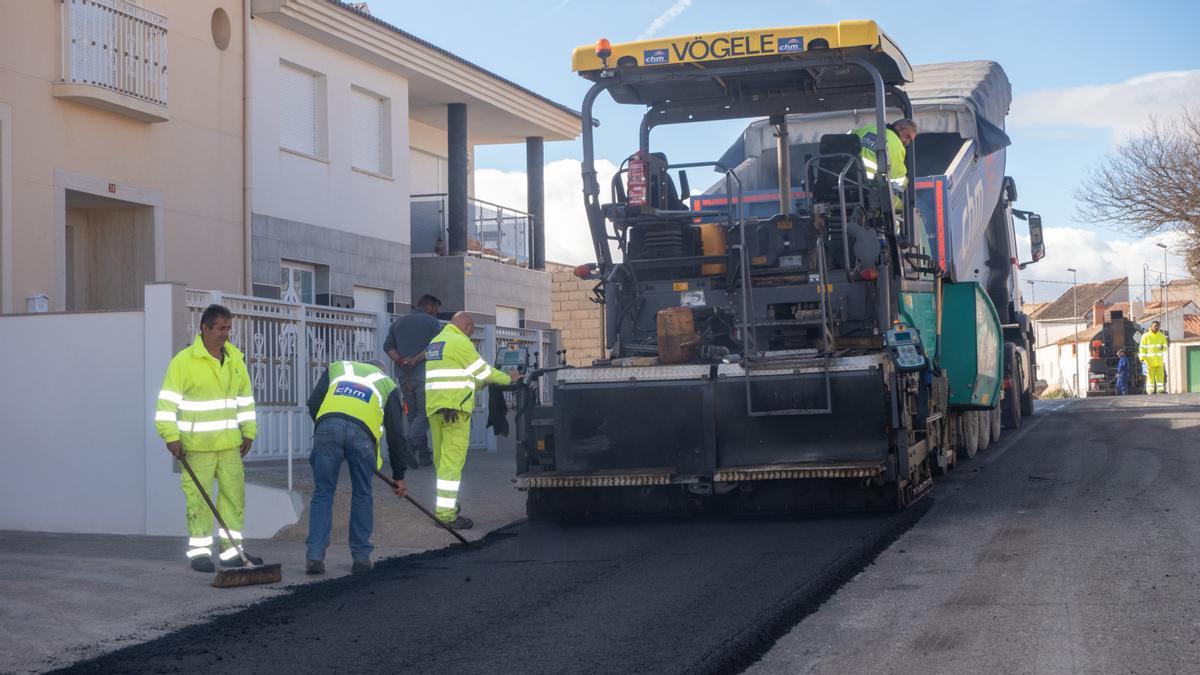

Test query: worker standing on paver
[155,304,262,573]
[304,360,407,575]
[1139,320,1168,394]
[425,312,512,529]
[384,294,443,469]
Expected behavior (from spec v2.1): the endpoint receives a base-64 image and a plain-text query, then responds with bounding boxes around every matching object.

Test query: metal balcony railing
[59,0,169,107]
[410,193,531,267]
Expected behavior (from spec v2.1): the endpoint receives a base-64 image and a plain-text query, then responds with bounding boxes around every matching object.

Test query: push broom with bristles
[180,455,283,588]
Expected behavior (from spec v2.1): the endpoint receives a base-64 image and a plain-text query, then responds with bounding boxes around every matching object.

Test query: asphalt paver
[58,503,927,673]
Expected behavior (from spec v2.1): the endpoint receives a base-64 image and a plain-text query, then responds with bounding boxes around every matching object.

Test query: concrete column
[447,103,469,256]
[526,136,545,270]
[143,282,189,535]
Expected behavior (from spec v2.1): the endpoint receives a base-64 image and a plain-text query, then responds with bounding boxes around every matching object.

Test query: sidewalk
[0,446,525,674]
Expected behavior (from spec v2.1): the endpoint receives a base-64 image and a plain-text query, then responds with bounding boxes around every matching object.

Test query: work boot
[305,559,325,575]
[444,516,473,530]
[190,555,215,573]
[351,559,374,575]
[220,550,264,567]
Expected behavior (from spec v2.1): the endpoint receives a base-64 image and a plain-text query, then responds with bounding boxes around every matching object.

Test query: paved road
[58,395,1199,673]
[753,394,1200,673]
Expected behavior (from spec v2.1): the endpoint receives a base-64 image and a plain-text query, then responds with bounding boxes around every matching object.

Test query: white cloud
[1009,70,1200,141]
[1021,227,1188,303]
[474,158,618,266]
[637,0,692,41]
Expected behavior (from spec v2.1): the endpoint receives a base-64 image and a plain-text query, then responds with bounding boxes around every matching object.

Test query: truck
[1086,310,1144,396]
[510,21,1046,517]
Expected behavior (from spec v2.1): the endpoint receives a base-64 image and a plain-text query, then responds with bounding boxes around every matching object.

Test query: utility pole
[1068,267,1079,397]
[1157,242,1169,392]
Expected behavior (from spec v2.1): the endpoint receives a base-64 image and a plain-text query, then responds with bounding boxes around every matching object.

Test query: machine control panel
[496,342,531,375]
[885,327,927,372]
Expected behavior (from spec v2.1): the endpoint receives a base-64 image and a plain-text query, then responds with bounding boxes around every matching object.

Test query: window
[350,86,391,176]
[279,61,326,158]
[281,261,315,304]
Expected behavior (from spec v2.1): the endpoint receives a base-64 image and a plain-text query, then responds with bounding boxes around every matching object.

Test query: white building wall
[250,19,411,245]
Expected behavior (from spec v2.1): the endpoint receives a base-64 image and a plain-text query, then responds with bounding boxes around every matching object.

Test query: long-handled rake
[374,470,470,545]
[180,455,283,588]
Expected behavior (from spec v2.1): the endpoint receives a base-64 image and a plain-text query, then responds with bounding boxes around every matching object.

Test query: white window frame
[350,85,392,178]
[278,60,328,160]
[281,260,316,305]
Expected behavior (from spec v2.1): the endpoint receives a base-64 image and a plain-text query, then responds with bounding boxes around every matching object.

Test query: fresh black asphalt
[58,499,928,673]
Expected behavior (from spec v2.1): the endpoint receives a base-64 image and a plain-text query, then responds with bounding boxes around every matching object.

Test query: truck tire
[1003,388,1022,429]
[977,410,991,451]
[956,412,979,460]
[1021,386,1034,417]
[990,404,1002,443]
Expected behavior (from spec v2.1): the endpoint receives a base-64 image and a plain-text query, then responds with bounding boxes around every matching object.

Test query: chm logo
[777,36,804,53]
[334,381,372,403]
[426,341,445,361]
[643,49,669,65]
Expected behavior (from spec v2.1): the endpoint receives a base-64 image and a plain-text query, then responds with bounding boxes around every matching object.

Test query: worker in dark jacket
[1116,349,1131,396]
[304,360,406,576]
[384,294,443,468]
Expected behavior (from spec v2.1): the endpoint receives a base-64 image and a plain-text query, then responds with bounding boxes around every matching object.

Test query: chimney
[1093,301,1106,327]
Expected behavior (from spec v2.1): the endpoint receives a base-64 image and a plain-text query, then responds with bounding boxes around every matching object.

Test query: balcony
[410,193,531,267]
[53,0,169,123]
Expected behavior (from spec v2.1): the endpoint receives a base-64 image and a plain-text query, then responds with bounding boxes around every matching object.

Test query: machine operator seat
[810,134,865,206]
[647,152,686,211]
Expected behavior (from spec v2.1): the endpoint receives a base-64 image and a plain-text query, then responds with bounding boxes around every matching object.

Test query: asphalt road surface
[59,395,1198,673]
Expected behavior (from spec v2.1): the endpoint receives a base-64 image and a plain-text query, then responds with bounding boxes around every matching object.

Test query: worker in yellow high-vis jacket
[1139,320,1169,394]
[853,119,918,212]
[155,304,261,573]
[425,312,512,529]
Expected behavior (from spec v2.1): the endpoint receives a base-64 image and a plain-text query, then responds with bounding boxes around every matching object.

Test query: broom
[374,470,470,545]
[180,455,283,588]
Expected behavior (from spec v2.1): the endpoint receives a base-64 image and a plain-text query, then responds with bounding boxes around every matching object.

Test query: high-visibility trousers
[430,412,472,522]
[180,447,245,561]
[1146,363,1166,394]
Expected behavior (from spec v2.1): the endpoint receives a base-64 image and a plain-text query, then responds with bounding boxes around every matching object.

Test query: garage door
[353,286,389,315]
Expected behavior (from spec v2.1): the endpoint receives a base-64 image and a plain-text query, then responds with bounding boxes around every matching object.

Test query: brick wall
[548,261,605,365]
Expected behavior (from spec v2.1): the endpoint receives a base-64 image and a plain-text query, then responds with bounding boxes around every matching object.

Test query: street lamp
[1156,242,1169,392]
[1026,279,1035,304]
[1068,267,1078,397]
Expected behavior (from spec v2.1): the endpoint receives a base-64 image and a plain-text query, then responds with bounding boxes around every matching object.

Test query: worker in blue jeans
[304,360,406,575]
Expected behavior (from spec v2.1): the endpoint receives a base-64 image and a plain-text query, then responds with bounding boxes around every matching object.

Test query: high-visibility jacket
[156,335,256,451]
[425,324,511,414]
[313,361,397,470]
[1139,330,1168,367]
[853,124,908,187]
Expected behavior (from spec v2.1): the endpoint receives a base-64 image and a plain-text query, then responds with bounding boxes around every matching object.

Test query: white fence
[187,290,559,462]
[60,0,169,106]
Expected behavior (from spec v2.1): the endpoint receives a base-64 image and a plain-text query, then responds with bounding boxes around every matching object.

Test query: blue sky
[366,0,1200,294]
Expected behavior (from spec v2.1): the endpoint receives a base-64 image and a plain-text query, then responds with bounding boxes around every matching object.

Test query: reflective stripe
[218,547,241,561]
[236,411,256,423]
[427,368,470,379]
[235,396,255,407]
[188,536,214,547]
[177,398,237,412]
[436,479,460,492]
[222,530,243,540]
[425,380,475,391]
[155,410,178,422]
[861,157,878,170]
[366,372,388,384]
[186,548,211,559]
[465,359,488,375]
[158,390,183,405]
[472,365,495,381]
[435,496,457,509]
[177,420,240,433]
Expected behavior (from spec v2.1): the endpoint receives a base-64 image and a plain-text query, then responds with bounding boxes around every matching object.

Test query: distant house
[1031,277,1128,349]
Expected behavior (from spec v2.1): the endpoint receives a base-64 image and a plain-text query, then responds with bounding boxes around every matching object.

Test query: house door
[1187,346,1200,393]
[64,189,154,310]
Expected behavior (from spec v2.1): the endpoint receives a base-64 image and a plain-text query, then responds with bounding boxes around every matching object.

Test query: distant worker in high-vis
[1139,320,1168,394]
[155,304,261,572]
[424,312,512,529]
